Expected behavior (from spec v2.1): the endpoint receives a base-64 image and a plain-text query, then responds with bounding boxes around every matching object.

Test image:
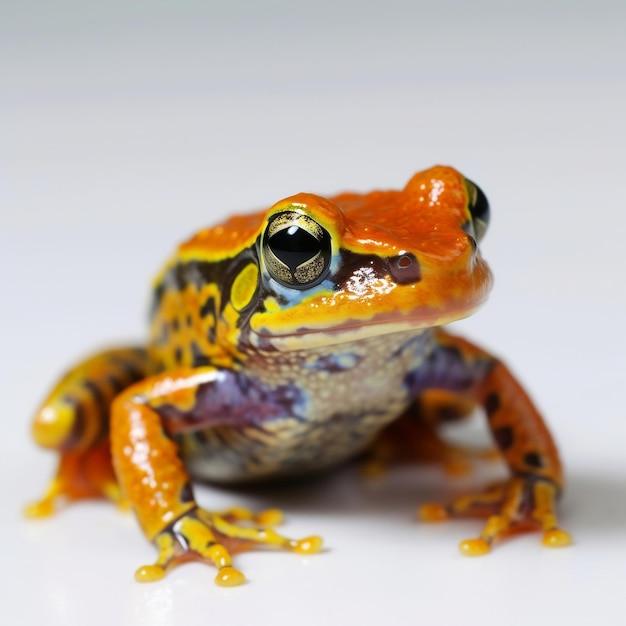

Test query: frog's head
[240,165,492,351]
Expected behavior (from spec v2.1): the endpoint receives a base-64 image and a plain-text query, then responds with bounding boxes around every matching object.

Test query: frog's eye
[465,179,490,242]
[262,211,332,289]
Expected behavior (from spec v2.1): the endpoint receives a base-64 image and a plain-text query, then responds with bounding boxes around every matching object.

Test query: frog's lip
[250,303,483,347]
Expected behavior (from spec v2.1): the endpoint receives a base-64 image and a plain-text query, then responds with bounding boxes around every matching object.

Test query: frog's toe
[417,502,449,522]
[255,508,284,527]
[24,497,57,519]
[219,506,285,527]
[288,535,323,555]
[135,564,167,583]
[542,528,573,548]
[135,531,177,583]
[459,537,491,556]
[214,566,246,587]
[198,508,323,554]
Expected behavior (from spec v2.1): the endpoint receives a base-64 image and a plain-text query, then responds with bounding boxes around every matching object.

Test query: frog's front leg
[111,366,322,586]
[417,331,572,554]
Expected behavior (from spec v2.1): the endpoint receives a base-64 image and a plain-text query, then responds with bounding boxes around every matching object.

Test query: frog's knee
[32,403,75,449]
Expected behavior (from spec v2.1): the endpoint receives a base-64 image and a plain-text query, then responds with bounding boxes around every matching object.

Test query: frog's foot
[24,446,128,518]
[135,507,323,586]
[418,476,572,554]
[25,476,129,518]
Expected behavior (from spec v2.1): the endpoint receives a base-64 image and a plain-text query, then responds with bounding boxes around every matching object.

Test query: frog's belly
[178,329,434,483]
[177,406,405,484]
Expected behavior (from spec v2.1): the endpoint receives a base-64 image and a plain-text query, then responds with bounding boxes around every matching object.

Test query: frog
[26,165,571,587]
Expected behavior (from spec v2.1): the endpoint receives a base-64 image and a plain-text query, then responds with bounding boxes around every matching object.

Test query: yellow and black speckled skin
[27,166,570,586]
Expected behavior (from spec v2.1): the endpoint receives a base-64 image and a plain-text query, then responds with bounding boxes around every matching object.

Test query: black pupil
[269,226,321,269]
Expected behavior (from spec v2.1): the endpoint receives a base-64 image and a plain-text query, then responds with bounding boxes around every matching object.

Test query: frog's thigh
[25,347,151,517]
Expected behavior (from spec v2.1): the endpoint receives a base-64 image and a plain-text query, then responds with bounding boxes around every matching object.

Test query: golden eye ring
[262,211,332,289]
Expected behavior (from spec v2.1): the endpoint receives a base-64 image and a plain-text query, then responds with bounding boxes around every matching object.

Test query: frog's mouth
[248,297,488,351]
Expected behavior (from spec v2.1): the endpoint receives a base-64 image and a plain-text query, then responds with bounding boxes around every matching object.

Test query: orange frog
[26,166,571,586]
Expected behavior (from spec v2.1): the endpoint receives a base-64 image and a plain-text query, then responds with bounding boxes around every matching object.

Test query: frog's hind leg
[417,331,572,554]
[25,347,153,518]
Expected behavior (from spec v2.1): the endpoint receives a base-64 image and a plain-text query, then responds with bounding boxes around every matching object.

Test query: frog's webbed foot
[419,476,572,554]
[24,444,129,518]
[136,507,323,586]
[25,480,129,519]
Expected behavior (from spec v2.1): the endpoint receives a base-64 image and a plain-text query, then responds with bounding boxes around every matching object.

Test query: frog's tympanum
[26,166,571,586]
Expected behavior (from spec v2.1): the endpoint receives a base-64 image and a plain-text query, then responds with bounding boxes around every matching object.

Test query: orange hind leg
[25,347,151,517]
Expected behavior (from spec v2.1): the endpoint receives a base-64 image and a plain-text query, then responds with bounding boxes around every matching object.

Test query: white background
[2,1,626,624]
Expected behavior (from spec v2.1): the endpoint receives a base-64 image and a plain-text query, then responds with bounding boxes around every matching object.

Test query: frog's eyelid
[267,210,325,240]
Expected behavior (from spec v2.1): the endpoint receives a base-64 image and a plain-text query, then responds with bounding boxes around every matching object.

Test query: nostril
[389,253,421,284]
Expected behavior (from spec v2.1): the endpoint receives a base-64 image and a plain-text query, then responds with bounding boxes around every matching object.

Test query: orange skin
[27,166,570,586]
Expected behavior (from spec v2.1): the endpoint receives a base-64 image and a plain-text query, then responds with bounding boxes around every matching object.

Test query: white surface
[2,1,626,624]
